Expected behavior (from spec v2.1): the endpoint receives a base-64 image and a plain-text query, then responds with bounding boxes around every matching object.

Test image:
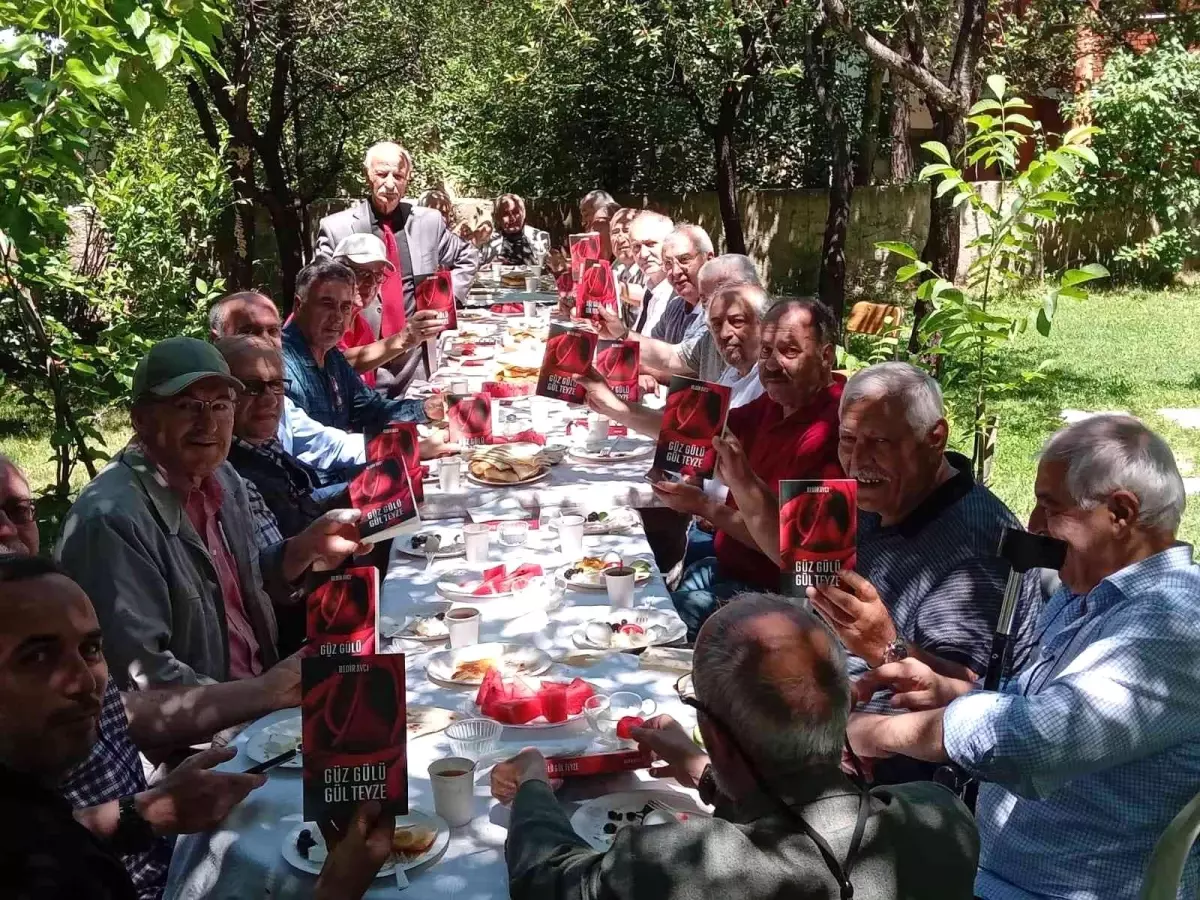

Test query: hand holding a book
[419,430,460,459]
[259,649,305,710]
[490,748,555,805]
[594,304,629,341]
[285,509,369,580]
[402,310,447,349]
[422,395,447,422]
[853,658,976,712]
[806,569,899,668]
[631,715,710,790]
[314,802,396,900]
[651,479,712,518]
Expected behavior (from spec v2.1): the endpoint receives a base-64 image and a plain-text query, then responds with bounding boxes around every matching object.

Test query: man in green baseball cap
[55,337,368,689]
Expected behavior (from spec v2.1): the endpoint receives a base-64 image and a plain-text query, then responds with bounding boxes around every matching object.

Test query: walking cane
[950,527,1067,810]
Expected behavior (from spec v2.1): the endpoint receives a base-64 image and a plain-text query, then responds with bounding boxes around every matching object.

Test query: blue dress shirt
[944,543,1200,900]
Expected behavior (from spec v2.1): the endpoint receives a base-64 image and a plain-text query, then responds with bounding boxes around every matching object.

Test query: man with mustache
[608,207,645,289]
[315,142,478,396]
[283,259,445,488]
[490,595,978,900]
[0,456,38,555]
[712,363,1040,732]
[209,290,367,481]
[845,415,1200,900]
[56,337,369,689]
[0,554,393,900]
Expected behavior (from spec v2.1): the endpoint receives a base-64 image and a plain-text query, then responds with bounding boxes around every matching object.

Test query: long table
[164,322,702,900]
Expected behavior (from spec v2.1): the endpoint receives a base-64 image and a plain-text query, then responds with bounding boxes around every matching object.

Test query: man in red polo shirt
[580,297,844,639]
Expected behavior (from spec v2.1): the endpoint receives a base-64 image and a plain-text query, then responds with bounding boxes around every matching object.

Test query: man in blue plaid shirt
[847,414,1200,900]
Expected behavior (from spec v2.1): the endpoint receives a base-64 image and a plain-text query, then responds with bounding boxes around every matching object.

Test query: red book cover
[448,393,493,446]
[778,479,858,596]
[536,323,597,405]
[366,423,423,503]
[573,259,618,326]
[348,457,420,544]
[651,376,732,479]
[306,566,379,657]
[544,747,654,779]
[415,268,457,332]
[594,339,640,403]
[302,654,407,826]
[568,232,602,285]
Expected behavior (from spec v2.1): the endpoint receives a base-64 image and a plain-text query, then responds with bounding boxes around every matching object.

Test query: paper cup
[429,757,477,828]
[557,515,585,558]
[523,298,537,318]
[463,523,490,564]
[586,413,609,451]
[530,397,552,433]
[605,566,636,609]
[449,378,469,395]
[491,262,503,281]
[439,457,462,492]
[525,277,540,293]
[446,607,481,648]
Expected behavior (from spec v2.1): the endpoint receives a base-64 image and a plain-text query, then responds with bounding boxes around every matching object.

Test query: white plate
[569,442,654,463]
[244,714,302,769]
[380,602,453,643]
[465,466,552,488]
[282,810,449,877]
[573,609,687,650]
[571,791,710,851]
[394,527,466,560]
[462,681,591,731]
[577,508,640,535]
[436,565,544,601]
[426,642,553,686]
[558,559,654,592]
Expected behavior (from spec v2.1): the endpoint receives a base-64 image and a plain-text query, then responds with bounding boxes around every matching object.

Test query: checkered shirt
[243,476,285,551]
[60,679,172,900]
[944,543,1200,900]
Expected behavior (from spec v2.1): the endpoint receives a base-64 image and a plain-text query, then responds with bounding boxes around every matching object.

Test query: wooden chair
[1140,788,1200,900]
[845,301,905,340]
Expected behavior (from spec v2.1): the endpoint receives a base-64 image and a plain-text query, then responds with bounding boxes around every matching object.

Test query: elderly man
[56,337,366,688]
[315,142,477,392]
[609,207,645,287]
[491,594,978,900]
[650,224,715,345]
[846,415,1200,900]
[627,211,678,336]
[0,556,389,900]
[0,456,37,555]
[598,254,764,391]
[209,290,367,478]
[330,233,443,390]
[283,260,441,470]
[481,194,550,266]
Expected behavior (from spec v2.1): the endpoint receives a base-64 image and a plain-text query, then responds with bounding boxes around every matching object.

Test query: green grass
[2,283,1199,544]
[937,282,1200,545]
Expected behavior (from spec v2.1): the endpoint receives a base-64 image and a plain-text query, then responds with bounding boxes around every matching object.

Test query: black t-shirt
[0,763,137,900]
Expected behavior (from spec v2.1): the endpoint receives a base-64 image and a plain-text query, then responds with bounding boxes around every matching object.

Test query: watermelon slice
[491,696,543,725]
[475,667,503,709]
[508,676,537,700]
[616,716,644,740]
[618,623,645,636]
[538,681,569,723]
[564,678,595,715]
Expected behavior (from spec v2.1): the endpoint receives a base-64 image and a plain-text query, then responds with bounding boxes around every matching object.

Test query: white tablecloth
[165,502,698,900]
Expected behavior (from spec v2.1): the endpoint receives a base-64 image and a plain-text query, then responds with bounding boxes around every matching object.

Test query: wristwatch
[879,638,909,666]
[112,795,156,854]
[697,764,719,807]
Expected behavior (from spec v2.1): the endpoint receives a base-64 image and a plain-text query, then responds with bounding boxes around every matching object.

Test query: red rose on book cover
[568,232,601,284]
[652,377,732,478]
[573,259,617,325]
[779,480,858,594]
[595,340,640,403]
[366,424,423,502]
[348,457,417,539]
[448,394,493,446]
[306,567,377,655]
[415,268,456,331]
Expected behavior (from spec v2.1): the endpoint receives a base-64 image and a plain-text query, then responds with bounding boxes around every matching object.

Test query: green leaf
[1061,264,1109,287]
[127,8,151,38]
[968,99,1002,115]
[1036,307,1052,337]
[875,241,919,261]
[134,67,169,107]
[921,141,952,165]
[935,176,963,198]
[986,74,1007,101]
[195,277,208,294]
[146,29,179,70]
[1005,113,1036,130]
[1061,144,1099,166]
[895,263,924,283]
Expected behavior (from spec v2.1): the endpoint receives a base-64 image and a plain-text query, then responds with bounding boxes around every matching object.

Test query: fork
[424,535,442,572]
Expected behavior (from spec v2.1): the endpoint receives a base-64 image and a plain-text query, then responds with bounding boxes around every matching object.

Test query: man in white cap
[331,233,443,390]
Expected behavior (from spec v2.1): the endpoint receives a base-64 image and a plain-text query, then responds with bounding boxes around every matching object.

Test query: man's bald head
[694,595,849,780]
[209,292,282,348]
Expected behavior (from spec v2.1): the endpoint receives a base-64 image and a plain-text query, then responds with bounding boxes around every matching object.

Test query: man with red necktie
[315,141,478,396]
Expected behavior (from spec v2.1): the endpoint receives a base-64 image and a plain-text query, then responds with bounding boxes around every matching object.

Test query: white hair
[630,210,674,233]
[841,362,945,437]
[710,283,770,319]
[363,141,413,172]
[665,223,714,255]
[1041,415,1185,534]
[698,253,760,297]
[693,594,848,778]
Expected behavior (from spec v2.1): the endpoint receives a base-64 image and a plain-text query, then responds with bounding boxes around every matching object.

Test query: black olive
[296,829,316,859]
[435,612,446,621]
[625,811,640,821]
[603,823,618,834]
[641,804,653,814]
[412,535,428,548]
[586,512,601,522]
[564,568,582,578]
[607,811,622,821]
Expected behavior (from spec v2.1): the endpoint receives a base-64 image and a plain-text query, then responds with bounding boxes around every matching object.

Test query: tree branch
[185,78,222,152]
[820,0,963,113]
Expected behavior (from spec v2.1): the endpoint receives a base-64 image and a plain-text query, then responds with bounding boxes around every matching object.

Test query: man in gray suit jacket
[315,141,478,393]
[491,594,979,900]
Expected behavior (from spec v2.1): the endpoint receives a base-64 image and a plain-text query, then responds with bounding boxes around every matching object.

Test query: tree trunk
[713,125,747,255]
[888,78,914,183]
[856,65,884,187]
[907,108,967,351]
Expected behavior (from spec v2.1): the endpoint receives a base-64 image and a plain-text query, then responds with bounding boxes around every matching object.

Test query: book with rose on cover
[306,566,379,658]
[594,339,640,403]
[302,653,407,825]
[348,457,421,544]
[365,422,424,502]
[778,479,858,596]
[447,393,494,446]
[536,323,598,404]
[649,376,732,480]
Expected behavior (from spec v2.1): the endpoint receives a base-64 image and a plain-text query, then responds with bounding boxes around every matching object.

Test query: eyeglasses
[0,499,35,525]
[240,378,291,397]
[161,397,236,419]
